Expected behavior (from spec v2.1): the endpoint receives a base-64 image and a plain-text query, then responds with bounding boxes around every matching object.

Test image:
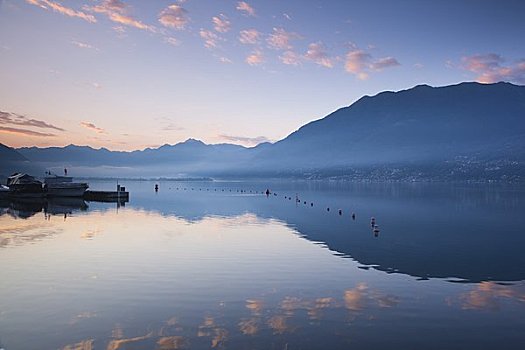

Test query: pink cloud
[239,29,260,45]
[212,14,231,33]
[462,53,525,84]
[86,0,154,31]
[345,49,400,79]
[279,51,301,66]
[246,49,264,66]
[304,42,333,68]
[370,56,400,70]
[164,37,180,46]
[26,0,96,23]
[0,126,56,137]
[219,134,270,146]
[158,4,189,30]
[71,40,98,50]
[0,110,65,131]
[344,50,372,79]
[80,121,106,134]
[199,29,220,49]
[236,1,255,17]
[267,27,301,50]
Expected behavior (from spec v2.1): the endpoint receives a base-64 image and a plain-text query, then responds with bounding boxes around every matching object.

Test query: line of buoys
[169,185,368,225]
[371,216,380,236]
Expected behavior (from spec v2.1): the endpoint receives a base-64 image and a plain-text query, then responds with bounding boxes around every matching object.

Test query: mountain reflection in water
[118,181,525,283]
[0,181,524,350]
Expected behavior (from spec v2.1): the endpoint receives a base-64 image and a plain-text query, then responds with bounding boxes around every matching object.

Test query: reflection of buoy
[352,213,356,220]
[373,225,380,233]
[327,207,330,212]
[338,209,342,215]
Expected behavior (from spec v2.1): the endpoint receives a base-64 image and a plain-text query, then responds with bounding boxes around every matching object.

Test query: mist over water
[1,181,524,349]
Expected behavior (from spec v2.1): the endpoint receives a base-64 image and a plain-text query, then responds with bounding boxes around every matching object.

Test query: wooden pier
[83,190,129,202]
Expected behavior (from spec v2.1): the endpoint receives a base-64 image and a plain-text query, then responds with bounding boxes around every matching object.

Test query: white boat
[44,175,89,197]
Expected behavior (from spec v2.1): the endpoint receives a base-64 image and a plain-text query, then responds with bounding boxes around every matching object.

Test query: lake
[1,180,524,350]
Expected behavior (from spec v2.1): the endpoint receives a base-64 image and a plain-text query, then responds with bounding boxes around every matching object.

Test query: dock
[84,190,129,202]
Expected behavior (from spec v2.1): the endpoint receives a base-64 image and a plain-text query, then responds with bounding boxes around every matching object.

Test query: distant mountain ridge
[4,81,525,180]
[262,82,525,166]
[0,143,42,178]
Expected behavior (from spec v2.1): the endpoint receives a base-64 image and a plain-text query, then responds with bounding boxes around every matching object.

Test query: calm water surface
[1,181,524,349]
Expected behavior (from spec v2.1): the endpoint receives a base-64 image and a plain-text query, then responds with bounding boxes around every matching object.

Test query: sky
[0,0,524,151]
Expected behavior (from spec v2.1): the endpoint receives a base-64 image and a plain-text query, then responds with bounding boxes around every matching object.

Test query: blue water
[0,180,524,349]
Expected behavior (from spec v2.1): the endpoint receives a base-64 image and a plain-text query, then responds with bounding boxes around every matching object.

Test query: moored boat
[44,175,89,197]
[7,173,44,198]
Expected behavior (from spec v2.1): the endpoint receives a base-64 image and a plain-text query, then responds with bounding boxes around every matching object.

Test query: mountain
[7,81,525,180]
[0,143,43,181]
[16,138,252,177]
[256,82,525,167]
[0,143,27,162]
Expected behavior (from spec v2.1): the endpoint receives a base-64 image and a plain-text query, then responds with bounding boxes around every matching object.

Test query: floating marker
[338,209,342,215]
[311,203,314,206]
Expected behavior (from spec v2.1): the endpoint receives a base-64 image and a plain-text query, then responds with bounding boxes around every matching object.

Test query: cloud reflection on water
[60,339,94,350]
[157,336,188,349]
[106,331,153,350]
[58,282,402,349]
[459,282,525,311]
[0,216,63,247]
